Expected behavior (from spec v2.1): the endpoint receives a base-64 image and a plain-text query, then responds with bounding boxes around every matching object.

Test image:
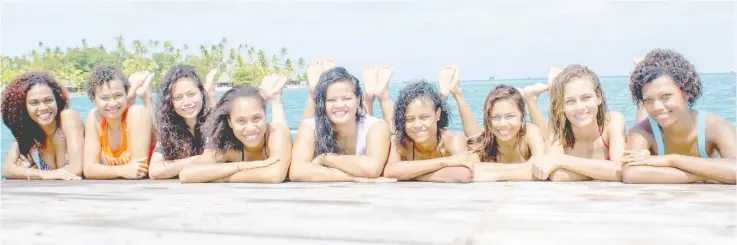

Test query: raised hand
[362,65,378,99]
[120,157,149,179]
[375,65,393,99]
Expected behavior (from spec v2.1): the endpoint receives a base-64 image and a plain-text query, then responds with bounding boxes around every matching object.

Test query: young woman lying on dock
[440,66,545,182]
[82,64,157,180]
[178,76,292,183]
[147,65,218,179]
[1,72,84,180]
[523,65,626,182]
[380,72,473,183]
[622,48,736,184]
[290,64,394,182]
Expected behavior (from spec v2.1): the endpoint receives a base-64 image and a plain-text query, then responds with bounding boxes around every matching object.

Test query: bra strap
[697,111,709,158]
[648,116,665,155]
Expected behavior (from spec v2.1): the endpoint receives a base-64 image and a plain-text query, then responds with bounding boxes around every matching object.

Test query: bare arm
[58,109,85,175]
[302,92,315,119]
[525,124,545,157]
[473,162,536,182]
[669,115,736,184]
[320,121,391,178]
[2,143,39,179]
[219,124,293,183]
[148,151,203,180]
[384,132,471,182]
[82,109,124,179]
[269,94,288,127]
[545,131,593,181]
[450,90,482,137]
[622,123,704,184]
[288,121,355,182]
[525,95,548,134]
[376,93,394,131]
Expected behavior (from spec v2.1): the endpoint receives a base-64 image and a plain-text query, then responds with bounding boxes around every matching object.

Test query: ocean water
[1,73,734,166]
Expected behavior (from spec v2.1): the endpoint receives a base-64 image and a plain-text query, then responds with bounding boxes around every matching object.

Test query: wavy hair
[630,48,702,107]
[392,81,450,147]
[468,84,526,162]
[85,64,129,100]
[548,64,609,148]
[312,67,365,157]
[155,65,211,161]
[203,85,266,156]
[1,71,69,155]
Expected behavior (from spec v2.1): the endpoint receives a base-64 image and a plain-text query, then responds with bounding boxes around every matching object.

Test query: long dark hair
[155,65,211,161]
[468,84,527,162]
[393,81,450,147]
[312,67,365,157]
[1,71,69,155]
[203,85,266,156]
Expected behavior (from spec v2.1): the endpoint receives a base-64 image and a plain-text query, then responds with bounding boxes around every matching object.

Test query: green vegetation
[1,36,308,90]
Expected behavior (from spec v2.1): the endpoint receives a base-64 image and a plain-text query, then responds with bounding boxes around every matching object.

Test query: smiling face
[489,99,523,142]
[404,98,441,143]
[228,97,267,148]
[641,75,689,128]
[93,79,128,119]
[324,80,359,125]
[171,78,204,121]
[25,84,58,126]
[562,78,602,128]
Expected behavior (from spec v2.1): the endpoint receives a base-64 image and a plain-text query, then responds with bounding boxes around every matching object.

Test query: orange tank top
[98,108,155,166]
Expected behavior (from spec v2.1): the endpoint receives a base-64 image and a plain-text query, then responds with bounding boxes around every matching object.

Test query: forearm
[142,97,156,129]
[416,167,472,183]
[473,162,535,182]
[221,164,286,183]
[289,163,355,182]
[383,158,449,180]
[451,91,482,137]
[525,98,548,133]
[149,155,200,180]
[672,157,736,184]
[83,163,124,180]
[323,155,384,178]
[2,164,43,180]
[555,154,622,181]
[377,95,394,129]
[179,162,241,183]
[622,166,706,184]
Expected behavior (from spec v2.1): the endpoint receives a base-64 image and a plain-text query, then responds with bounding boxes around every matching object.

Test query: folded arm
[321,121,391,178]
[288,121,355,182]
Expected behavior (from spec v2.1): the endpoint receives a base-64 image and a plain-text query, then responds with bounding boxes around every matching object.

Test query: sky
[1,0,735,81]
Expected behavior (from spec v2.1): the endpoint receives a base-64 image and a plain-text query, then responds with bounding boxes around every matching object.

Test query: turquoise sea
[1,73,735,167]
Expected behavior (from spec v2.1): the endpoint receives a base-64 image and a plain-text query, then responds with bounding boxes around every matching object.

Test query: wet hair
[85,64,130,101]
[393,81,450,147]
[155,65,212,161]
[203,84,266,156]
[467,84,526,162]
[312,67,365,157]
[1,71,69,156]
[630,48,702,107]
[548,64,609,148]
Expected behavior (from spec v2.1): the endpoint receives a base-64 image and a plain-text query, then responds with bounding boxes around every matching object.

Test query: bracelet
[26,168,32,180]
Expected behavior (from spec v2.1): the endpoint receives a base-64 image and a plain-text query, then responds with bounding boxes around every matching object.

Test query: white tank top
[304,114,382,155]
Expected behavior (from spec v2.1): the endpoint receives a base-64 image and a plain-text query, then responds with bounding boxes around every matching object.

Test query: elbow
[288,166,308,182]
[621,166,654,184]
[262,167,287,184]
[450,167,473,183]
[363,167,383,178]
[147,164,168,180]
[178,168,200,184]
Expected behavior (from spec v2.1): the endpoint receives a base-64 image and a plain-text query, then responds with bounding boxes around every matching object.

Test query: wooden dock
[1,180,735,245]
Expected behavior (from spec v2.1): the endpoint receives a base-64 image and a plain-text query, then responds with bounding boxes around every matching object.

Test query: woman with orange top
[82,64,156,179]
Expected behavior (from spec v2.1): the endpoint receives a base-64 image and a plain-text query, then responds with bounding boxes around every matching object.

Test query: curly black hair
[312,67,365,157]
[85,64,130,101]
[155,65,212,161]
[392,80,450,147]
[630,48,702,107]
[203,84,266,156]
[1,71,69,156]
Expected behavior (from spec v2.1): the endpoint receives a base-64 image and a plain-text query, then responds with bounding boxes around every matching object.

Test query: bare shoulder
[524,123,542,137]
[606,111,625,125]
[268,123,291,136]
[441,129,465,143]
[59,108,83,126]
[368,119,390,134]
[704,111,735,140]
[125,104,148,118]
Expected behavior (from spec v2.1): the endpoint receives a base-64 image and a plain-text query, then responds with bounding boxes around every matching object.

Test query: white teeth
[656,113,668,119]
[334,111,347,117]
[245,135,257,140]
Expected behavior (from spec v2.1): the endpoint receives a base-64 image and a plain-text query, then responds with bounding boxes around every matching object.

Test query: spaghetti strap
[697,110,709,158]
[648,116,665,155]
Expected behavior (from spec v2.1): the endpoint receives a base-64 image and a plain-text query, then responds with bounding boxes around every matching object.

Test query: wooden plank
[1,180,735,244]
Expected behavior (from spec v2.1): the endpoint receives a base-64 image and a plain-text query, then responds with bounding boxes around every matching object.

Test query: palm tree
[298,57,305,68]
